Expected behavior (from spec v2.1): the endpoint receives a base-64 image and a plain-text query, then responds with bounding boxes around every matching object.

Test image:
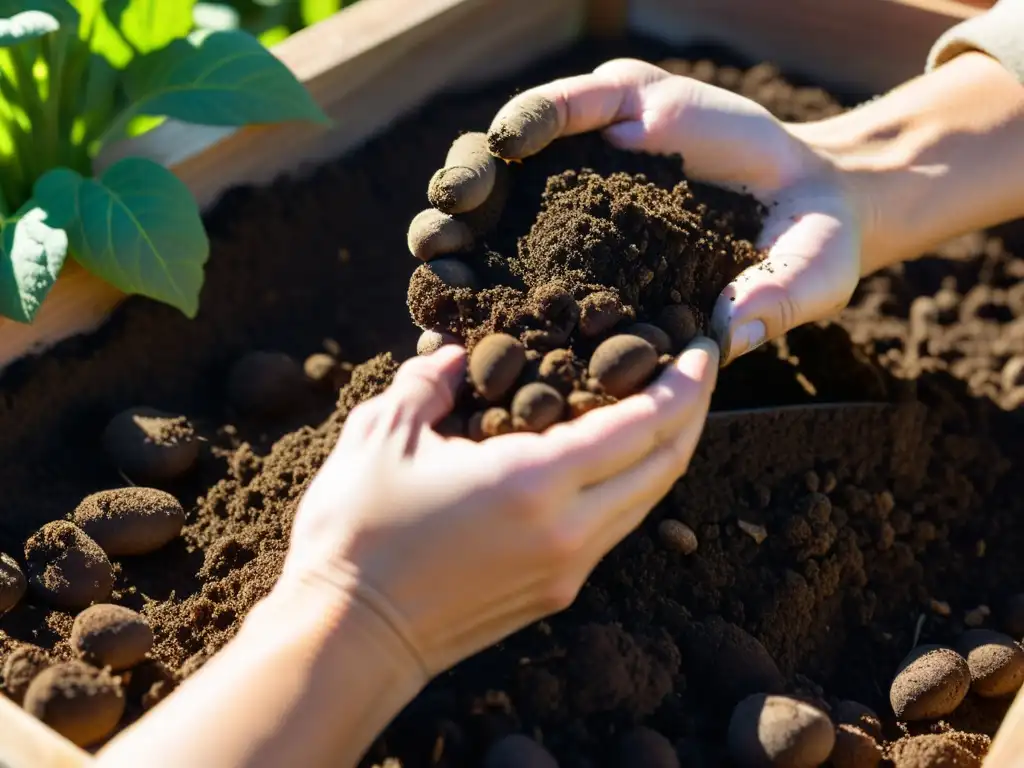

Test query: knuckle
[540,521,586,566]
[539,576,580,614]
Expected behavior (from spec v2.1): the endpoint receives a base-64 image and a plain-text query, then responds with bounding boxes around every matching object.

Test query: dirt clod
[831,724,882,768]
[658,304,699,350]
[888,734,981,768]
[227,351,306,417]
[303,353,351,390]
[617,726,680,767]
[102,407,199,482]
[71,604,153,671]
[483,733,558,768]
[23,661,125,747]
[510,382,565,432]
[624,322,672,355]
[588,334,659,398]
[955,629,1024,698]
[890,645,971,721]
[834,700,883,741]
[578,290,635,339]
[469,333,526,402]
[416,330,460,356]
[480,407,514,438]
[0,552,27,615]
[125,658,176,711]
[74,487,185,557]
[24,522,113,610]
[566,389,614,417]
[727,693,835,768]
[657,519,698,555]
[2,644,51,703]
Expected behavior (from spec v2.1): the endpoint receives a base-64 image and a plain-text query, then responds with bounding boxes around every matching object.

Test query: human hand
[412,58,868,365]
[279,336,718,681]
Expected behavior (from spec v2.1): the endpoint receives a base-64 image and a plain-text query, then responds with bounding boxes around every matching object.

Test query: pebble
[588,334,659,398]
[72,604,154,671]
[417,329,460,357]
[658,519,698,555]
[727,693,835,768]
[24,521,113,610]
[889,645,971,720]
[303,353,352,389]
[834,700,882,741]
[658,304,699,349]
[578,291,632,338]
[483,734,558,768]
[423,257,477,289]
[963,604,990,628]
[23,661,125,747]
[0,552,27,615]
[618,727,679,767]
[830,724,881,768]
[1004,593,1024,637]
[738,519,768,545]
[103,406,199,482]
[227,351,307,417]
[537,348,579,394]
[681,616,785,707]
[74,487,185,557]
[955,629,1024,697]
[470,334,526,402]
[567,390,614,417]
[624,322,672,355]
[511,383,565,432]
[478,407,514,438]
[2,644,51,703]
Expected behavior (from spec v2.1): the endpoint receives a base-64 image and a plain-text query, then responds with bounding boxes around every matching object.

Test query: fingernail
[729,320,766,360]
[684,334,721,362]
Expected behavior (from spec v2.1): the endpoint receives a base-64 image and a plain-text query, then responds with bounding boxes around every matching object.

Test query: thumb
[385,345,467,426]
[709,209,859,365]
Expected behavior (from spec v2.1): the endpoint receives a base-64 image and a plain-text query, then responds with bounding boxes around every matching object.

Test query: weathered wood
[984,687,1024,767]
[0,695,93,768]
[629,0,980,94]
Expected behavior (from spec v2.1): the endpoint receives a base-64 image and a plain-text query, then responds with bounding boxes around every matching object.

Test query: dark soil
[0,35,1022,767]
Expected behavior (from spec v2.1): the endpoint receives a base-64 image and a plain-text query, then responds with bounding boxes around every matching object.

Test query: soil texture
[0,36,1021,768]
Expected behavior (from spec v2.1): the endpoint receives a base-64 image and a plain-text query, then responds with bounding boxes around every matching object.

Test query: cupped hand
[410,58,868,365]
[280,337,718,681]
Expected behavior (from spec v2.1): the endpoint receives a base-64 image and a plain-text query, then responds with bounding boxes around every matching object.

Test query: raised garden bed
[4,0,1024,766]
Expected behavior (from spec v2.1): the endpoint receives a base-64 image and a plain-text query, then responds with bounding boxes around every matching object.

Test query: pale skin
[94,50,1024,767]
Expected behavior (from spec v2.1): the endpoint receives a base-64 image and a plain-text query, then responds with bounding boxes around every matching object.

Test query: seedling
[0,0,328,324]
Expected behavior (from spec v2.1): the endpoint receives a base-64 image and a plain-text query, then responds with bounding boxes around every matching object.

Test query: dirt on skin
[0,36,1021,767]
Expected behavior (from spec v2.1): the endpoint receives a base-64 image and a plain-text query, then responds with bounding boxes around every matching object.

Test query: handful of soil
[407,134,765,435]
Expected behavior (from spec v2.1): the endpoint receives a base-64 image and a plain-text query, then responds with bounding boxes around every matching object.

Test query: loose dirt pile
[0,37,1021,767]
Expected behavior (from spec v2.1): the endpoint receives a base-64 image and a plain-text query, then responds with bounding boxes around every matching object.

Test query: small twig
[911,613,926,649]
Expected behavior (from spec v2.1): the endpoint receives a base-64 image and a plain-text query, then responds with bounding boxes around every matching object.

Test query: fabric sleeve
[927,0,1024,81]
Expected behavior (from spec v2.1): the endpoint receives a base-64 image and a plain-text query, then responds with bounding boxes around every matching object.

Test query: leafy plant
[193,0,350,48]
[0,0,328,323]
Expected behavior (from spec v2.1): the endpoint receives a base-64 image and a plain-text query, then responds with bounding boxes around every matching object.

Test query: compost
[0,36,1022,767]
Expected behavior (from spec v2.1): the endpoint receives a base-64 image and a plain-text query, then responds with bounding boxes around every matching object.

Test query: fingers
[428,133,497,214]
[382,345,467,427]
[540,336,719,487]
[407,210,475,262]
[487,59,670,160]
[709,207,860,365]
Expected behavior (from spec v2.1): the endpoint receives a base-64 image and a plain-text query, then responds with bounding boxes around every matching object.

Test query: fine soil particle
[71,604,153,671]
[890,646,972,721]
[0,552,27,615]
[727,693,836,768]
[888,734,981,768]
[23,522,114,610]
[227,351,307,417]
[23,661,125,748]
[2,644,51,703]
[74,488,186,557]
[831,724,882,768]
[102,407,200,483]
[955,629,1024,698]
[0,36,1022,765]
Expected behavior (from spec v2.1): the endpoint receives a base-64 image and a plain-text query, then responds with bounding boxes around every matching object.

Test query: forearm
[792,51,1024,274]
[96,578,424,768]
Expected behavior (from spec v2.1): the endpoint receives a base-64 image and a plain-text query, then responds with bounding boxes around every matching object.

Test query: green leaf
[0,1,77,26]
[104,0,196,54]
[34,157,209,317]
[123,29,327,127]
[300,0,342,27]
[0,201,69,323]
[0,11,60,47]
[257,23,288,47]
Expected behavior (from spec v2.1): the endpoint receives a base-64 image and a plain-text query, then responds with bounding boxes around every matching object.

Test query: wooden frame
[6,0,1022,765]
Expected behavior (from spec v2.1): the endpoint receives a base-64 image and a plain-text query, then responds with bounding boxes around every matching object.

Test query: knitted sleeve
[928,0,1024,81]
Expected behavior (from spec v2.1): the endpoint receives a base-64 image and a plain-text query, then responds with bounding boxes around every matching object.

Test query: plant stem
[41,34,67,174]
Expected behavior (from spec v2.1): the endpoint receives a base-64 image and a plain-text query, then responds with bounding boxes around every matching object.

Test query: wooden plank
[629,0,981,95]
[985,687,1024,767]
[0,695,93,768]
[0,0,585,374]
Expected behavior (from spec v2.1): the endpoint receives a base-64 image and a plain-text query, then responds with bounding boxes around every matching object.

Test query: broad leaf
[0,11,60,47]
[104,0,196,54]
[34,158,209,317]
[0,1,77,25]
[0,201,69,323]
[124,29,328,127]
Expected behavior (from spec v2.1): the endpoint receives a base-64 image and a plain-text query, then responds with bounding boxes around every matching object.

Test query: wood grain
[0,695,93,768]
[629,0,981,94]
[984,686,1024,767]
